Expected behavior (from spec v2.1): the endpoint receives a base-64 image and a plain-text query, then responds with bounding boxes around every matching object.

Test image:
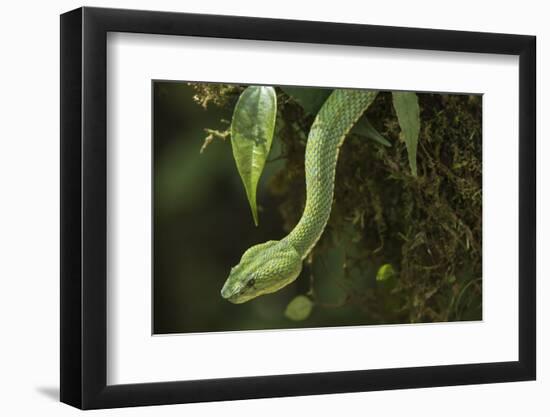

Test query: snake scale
[221,89,378,303]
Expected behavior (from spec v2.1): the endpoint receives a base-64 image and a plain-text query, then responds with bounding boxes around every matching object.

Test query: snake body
[221,89,378,303]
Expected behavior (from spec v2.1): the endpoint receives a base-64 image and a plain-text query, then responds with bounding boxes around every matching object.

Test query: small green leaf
[231,86,277,226]
[284,295,313,321]
[281,87,332,115]
[351,116,391,147]
[376,264,395,282]
[392,92,420,176]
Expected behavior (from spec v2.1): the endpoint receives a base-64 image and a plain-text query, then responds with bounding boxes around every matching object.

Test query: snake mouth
[220,282,234,300]
[221,291,246,304]
[221,281,256,304]
[220,281,243,303]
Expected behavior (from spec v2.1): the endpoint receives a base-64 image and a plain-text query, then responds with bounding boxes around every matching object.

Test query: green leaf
[231,86,277,226]
[281,87,332,115]
[376,263,395,282]
[284,295,313,321]
[351,116,391,147]
[392,92,420,176]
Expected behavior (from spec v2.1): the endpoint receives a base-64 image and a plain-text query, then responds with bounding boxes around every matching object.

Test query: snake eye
[247,277,256,287]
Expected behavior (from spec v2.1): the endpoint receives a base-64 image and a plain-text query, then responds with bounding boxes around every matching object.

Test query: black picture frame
[60,6,536,410]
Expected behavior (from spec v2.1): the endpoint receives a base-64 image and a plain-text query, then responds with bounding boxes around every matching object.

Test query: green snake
[221,89,378,303]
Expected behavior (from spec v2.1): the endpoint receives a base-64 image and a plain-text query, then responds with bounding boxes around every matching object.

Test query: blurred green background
[153,81,482,334]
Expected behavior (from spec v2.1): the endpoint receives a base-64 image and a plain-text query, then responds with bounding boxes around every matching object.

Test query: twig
[200,128,230,153]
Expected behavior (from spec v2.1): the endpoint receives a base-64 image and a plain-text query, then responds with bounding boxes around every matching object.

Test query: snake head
[221,240,302,304]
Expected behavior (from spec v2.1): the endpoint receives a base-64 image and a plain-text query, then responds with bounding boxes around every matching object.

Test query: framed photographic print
[60,6,536,409]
